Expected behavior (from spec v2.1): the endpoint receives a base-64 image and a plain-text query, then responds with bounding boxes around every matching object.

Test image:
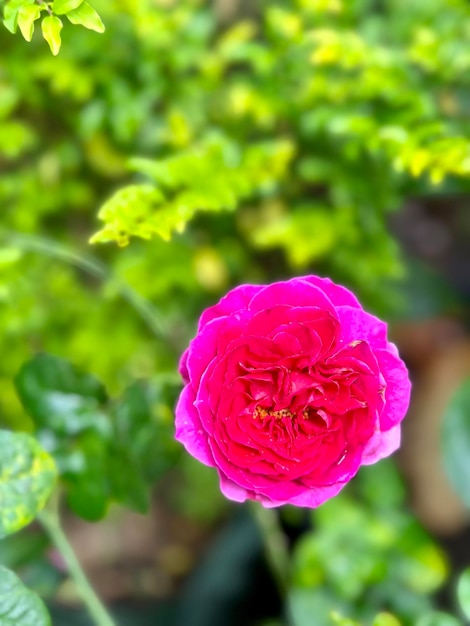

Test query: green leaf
[113,381,179,483]
[17,3,41,41]
[0,530,49,570]
[15,353,109,439]
[3,0,35,33]
[457,568,470,620]
[51,0,84,15]
[107,451,150,513]
[0,431,56,538]
[64,432,109,521]
[66,1,104,33]
[41,15,63,55]
[0,566,51,626]
[3,3,20,34]
[107,382,165,513]
[441,378,470,508]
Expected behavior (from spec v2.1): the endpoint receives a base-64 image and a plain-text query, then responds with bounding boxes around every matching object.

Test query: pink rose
[175,276,411,508]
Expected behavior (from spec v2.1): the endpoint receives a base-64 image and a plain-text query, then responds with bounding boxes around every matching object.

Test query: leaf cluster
[3,0,104,54]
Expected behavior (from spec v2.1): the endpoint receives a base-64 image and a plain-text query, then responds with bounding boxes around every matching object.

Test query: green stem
[249,502,290,594]
[36,0,53,15]
[38,498,116,626]
[1,230,167,342]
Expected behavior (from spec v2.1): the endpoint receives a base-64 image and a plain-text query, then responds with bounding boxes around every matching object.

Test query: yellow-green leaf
[0,430,57,538]
[2,0,35,34]
[52,0,84,15]
[41,14,63,55]
[18,3,41,42]
[66,1,104,33]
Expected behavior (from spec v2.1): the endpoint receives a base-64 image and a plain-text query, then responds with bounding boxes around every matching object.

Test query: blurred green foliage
[2,0,470,624]
[441,378,470,509]
[290,461,448,626]
[15,353,179,520]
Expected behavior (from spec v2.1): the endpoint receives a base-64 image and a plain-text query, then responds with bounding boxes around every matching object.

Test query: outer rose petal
[286,481,347,508]
[198,284,261,331]
[234,481,347,509]
[186,312,250,385]
[336,305,388,349]
[175,385,215,467]
[178,348,190,383]
[218,471,346,509]
[249,279,336,315]
[302,275,361,309]
[375,349,411,430]
[361,423,401,465]
[218,472,249,503]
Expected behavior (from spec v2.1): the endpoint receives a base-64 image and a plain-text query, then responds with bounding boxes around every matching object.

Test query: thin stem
[1,230,167,342]
[38,496,116,626]
[36,0,53,16]
[249,502,290,594]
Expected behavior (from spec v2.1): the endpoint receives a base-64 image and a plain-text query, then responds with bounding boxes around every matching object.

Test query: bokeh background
[2,0,470,624]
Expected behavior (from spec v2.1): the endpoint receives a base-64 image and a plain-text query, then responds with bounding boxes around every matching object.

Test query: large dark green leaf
[0,566,51,626]
[15,353,109,439]
[441,378,470,508]
[0,431,57,538]
[15,354,112,520]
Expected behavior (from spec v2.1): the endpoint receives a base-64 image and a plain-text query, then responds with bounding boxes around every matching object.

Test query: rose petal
[175,385,215,467]
[286,481,347,507]
[179,349,190,383]
[336,305,388,349]
[362,423,401,464]
[186,311,250,385]
[218,472,249,503]
[249,279,336,315]
[198,284,261,331]
[303,275,361,309]
[375,348,411,430]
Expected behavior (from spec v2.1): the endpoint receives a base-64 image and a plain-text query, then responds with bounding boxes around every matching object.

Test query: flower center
[253,406,294,420]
